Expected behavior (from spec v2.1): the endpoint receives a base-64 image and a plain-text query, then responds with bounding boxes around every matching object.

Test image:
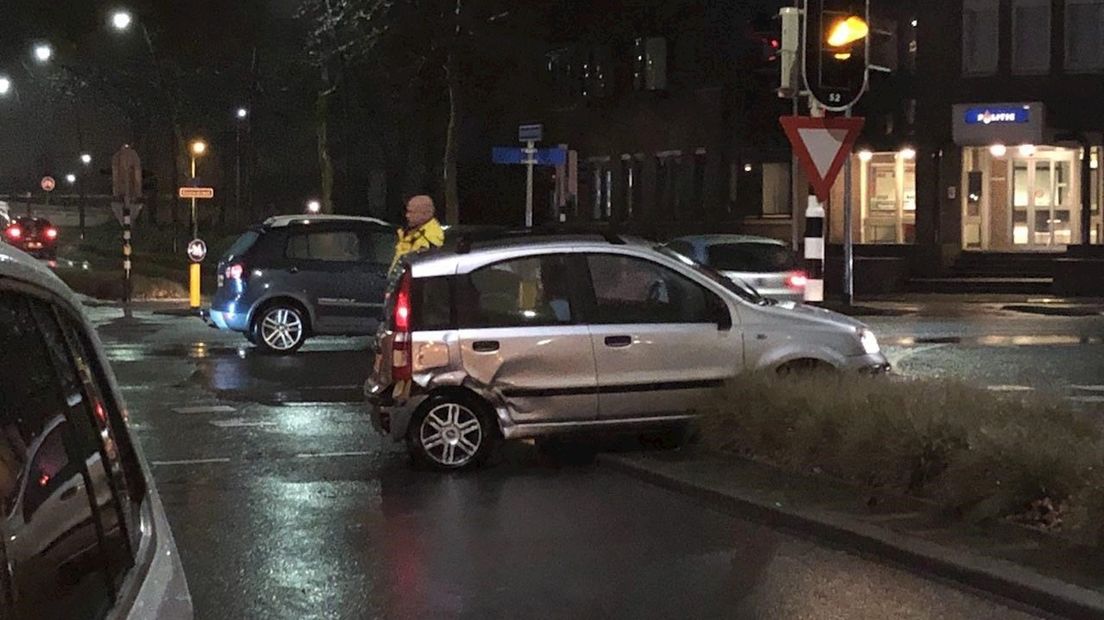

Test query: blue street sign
[493,147,567,167]
[518,123,544,143]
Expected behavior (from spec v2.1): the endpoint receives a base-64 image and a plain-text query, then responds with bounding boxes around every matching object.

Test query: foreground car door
[457,255,597,424]
[582,253,742,420]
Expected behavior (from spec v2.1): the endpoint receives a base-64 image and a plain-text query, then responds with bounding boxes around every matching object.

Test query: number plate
[27,242,42,249]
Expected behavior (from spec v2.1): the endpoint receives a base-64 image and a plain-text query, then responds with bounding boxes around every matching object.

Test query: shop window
[1066,0,1104,72]
[761,163,791,217]
[1012,0,1051,75]
[963,0,999,75]
[859,152,916,244]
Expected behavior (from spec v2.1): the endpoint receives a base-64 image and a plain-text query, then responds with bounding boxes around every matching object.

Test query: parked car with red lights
[4,216,59,260]
[663,235,807,303]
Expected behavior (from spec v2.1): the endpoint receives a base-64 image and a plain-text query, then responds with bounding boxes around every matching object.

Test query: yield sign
[779,116,865,202]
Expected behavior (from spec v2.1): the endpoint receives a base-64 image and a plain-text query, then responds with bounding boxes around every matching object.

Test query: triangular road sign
[780,116,865,202]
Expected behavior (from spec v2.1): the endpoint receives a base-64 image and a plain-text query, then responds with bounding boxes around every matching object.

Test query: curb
[599,453,1104,619]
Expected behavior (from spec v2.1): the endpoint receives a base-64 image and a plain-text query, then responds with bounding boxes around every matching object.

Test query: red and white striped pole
[803,196,825,303]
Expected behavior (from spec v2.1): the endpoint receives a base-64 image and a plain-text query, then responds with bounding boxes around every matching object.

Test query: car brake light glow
[392,271,413,381]
[786,272,808,289]
[6,226,21,240]
[44,227,58,240]
[226,264,245,280]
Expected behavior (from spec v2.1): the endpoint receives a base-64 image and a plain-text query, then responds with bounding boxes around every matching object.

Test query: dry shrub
[703,372,1104,545]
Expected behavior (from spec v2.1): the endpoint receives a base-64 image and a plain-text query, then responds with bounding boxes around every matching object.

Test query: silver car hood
[747,299,866,332]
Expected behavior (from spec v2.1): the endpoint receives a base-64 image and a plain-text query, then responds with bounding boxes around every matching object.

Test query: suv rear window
[707,242,796,273]
[225,230,260,260]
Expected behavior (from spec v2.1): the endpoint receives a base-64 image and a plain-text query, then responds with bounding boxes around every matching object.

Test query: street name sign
[779,116,865,202]
[492,147,567,167]
[518,123,543,143]
[179,187,215,199]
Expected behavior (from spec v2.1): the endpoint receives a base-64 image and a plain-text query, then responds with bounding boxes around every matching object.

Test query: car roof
[0,242,81,308]
[672,234,789,247]
[262,214,392,229]
[407,233,655,276]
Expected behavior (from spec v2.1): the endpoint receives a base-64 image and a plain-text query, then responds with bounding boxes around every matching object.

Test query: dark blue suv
[208,215,394,353]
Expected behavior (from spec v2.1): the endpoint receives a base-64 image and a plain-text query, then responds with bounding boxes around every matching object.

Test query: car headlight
[858,328,880,355]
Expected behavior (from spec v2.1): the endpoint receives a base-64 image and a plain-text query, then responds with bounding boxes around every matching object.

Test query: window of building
[962,0,999,75]
[547,47,582,103]
[620,154,644,220]
[633,37,668,91]
[459,256,574,328]
[858,152,916,244]
[583,46,612,99]
[1066,0,1104,72]
[1012,0,1052,74]
[655,152,682,218]
[761,163,791,217]
[585,254,717,324]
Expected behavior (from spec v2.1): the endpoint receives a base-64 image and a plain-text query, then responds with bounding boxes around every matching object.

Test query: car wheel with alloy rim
[407,393,497,471]
[251,303,308,354]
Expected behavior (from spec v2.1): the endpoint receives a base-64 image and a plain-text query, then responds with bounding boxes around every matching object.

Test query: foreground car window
[586,254,715,324]
[459,256,574,327]
[707,243,797,273]
[0,292,116,620]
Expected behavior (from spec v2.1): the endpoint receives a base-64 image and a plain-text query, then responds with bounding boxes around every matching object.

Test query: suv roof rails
[454,225,626,254]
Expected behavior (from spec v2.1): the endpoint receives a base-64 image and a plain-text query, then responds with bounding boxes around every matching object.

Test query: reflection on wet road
[86,307,1048,619]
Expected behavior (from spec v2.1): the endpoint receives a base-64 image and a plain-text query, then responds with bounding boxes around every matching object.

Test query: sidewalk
[821,293,1104,318]
[601,450,1104,619]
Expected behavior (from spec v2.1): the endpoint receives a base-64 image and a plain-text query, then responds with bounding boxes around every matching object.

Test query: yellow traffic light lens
[827,16,869,47]
[834,52,852,60]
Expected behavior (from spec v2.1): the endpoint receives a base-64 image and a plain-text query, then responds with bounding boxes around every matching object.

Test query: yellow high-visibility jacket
[392,218,445,269]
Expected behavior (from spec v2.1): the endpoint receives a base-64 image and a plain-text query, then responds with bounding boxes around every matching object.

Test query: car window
[707,242,797,273]
[665,240,696,261]
[586,254,717,324]
[412,276,454,331]
[0,292,115,620]
[285,231,361,262]
[224,230,260,261]
[459,256,574,328]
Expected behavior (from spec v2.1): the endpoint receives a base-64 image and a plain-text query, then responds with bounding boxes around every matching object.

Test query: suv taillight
[786,272,808,290]
[6,226,21,240]
[392,270,412,381]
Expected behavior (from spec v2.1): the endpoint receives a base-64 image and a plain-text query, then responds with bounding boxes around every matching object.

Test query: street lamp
[236,107,248,120]
[111,9,134,31]
[0,76,11,96]
[33,43,53,63]
[66,173,77,185]
[234,107,249,219]
[80,153,92,165]
[306,200,321,214]
[189,140,207,239]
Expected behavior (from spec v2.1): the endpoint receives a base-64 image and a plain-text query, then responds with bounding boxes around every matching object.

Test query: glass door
[1011,155,1076,249]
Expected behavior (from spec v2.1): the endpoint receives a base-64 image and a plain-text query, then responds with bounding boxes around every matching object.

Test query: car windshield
[707,242,798,273]
[656,246,769,306]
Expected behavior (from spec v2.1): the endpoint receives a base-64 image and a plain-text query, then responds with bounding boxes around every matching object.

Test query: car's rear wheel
[408,393,497,471]
[252,304,307,354]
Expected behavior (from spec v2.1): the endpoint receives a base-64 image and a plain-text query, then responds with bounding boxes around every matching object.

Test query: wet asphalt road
[82,304,1099,620]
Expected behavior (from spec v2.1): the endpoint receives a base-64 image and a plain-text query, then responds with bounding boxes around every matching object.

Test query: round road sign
[187,239,207,263]
[40,176,56,192]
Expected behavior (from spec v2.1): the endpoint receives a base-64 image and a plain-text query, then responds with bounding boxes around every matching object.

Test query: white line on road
[1069,395,1104,404]
[986,385,1035,392]
[294,451,373,459]
[152,457,232,466]
[173,405,237,414]
[1070,385,1104,392]
[209,419,279,428]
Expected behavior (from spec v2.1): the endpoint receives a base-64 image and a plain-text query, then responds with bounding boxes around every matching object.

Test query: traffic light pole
[842,107,855,306]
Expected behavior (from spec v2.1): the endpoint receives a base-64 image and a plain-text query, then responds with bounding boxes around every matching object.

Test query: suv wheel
[252,304,307,354]
[408,394,497,471]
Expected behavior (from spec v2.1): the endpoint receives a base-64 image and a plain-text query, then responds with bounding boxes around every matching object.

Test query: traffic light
[806,0,869,110]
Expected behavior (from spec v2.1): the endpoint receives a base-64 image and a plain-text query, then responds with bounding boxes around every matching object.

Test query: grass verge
[702,373,1104,546]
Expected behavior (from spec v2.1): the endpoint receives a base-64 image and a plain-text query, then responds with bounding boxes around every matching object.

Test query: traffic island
[600,373,1104,618]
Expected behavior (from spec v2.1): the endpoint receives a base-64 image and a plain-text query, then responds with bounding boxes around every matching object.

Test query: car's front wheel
[252,304,308,354]
[407,393,497,471]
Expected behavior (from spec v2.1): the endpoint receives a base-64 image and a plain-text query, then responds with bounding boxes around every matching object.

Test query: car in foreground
[4,216,59,260]
[207,214,394,353]
[664,234,807,302]
[365,230,889,471]
[0,242,192,619]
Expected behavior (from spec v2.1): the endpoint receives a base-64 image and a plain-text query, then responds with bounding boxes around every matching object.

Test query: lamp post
[78,154,92,238]
[235,107,248,224]
[190,139,207,240]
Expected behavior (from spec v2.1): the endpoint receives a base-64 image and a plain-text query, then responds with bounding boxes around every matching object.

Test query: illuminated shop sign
[964,106,1030,125]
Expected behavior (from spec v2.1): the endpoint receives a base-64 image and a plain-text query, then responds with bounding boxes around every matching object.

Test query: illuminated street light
[190,140,207,157]
[66,173,77,185]
[111,10,134,31]
[306,200,322,214]
[236,107,249,120]
[80,153,92,165]
[0,76,11,96]
[33,43,54,63]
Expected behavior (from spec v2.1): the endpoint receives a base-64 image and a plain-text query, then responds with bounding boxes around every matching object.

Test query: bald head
[405,195,436,229]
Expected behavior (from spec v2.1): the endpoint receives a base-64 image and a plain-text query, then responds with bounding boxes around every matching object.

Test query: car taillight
[786,272,808,289]
[225,263,245,280]
[44,227,58,240]
[6,226,21,240]
[392,271,412,381]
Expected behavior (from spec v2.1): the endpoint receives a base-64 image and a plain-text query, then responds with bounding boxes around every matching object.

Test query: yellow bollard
[189,263,201,308]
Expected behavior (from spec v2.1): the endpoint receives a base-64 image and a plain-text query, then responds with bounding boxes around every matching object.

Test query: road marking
[987,385,1035,392]
[152,457,232,466]
[209,419,278,428]
[1069,395,1104,404]
[173,405,237,414]
[884,343,948,368]
[1070,385,1104,392]
[294,451,373,459]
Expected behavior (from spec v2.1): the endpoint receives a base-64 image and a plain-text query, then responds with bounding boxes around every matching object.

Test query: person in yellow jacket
[392,195,445,271]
